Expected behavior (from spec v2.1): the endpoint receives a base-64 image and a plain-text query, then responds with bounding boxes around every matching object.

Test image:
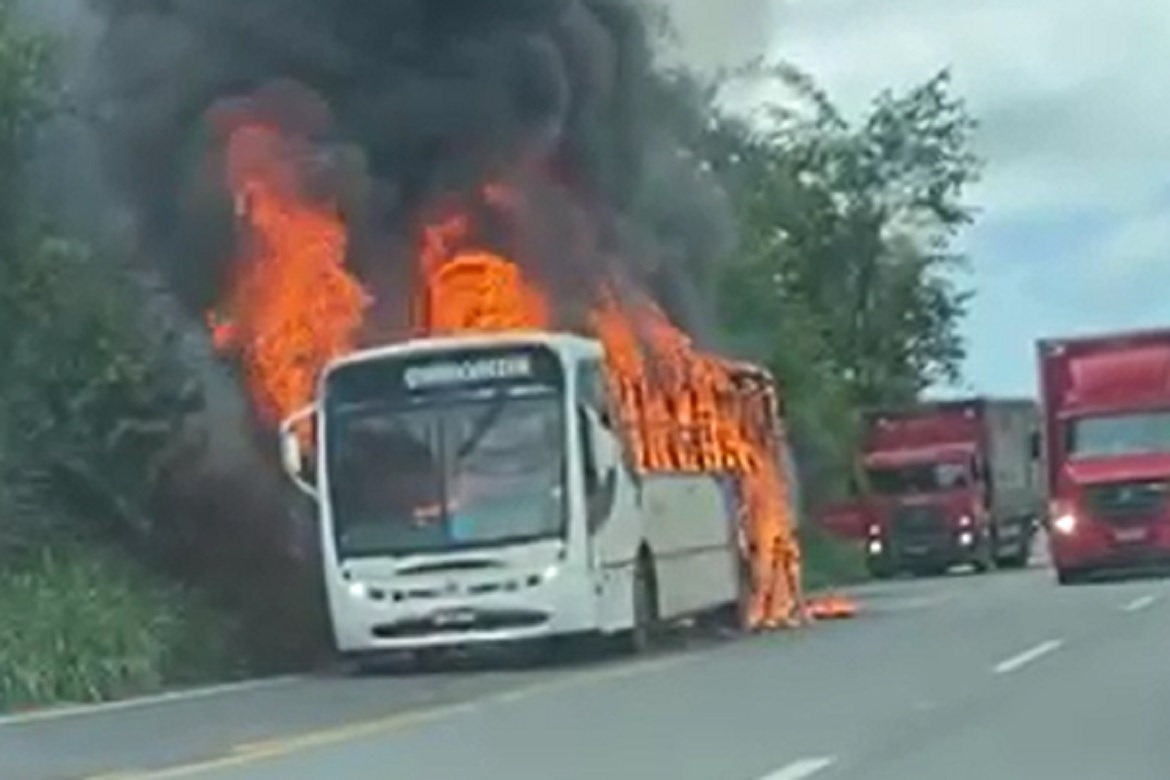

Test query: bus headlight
[347,581,370,599]
[957,514,973,528]
[958,531,974,547]
[867,539,883,555]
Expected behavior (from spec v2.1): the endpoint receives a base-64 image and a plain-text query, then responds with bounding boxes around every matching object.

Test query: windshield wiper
[455,392,509,460]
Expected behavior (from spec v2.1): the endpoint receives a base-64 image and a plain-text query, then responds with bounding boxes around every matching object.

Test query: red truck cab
[1038,329,1170,584]
[858,398,1041,577]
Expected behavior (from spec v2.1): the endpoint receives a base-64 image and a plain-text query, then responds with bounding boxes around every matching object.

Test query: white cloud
[756,0,1170,392]
[768,0,1170,217]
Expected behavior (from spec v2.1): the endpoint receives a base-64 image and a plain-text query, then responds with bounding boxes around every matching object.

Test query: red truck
[859,398,1044,578]
[1038,328,1170,584]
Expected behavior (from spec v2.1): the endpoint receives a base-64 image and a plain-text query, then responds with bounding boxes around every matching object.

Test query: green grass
[799,522,867,592]
[0,541,246,712]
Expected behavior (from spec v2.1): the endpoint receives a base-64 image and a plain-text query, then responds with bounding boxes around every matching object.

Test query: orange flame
[209,123,370,426]
[588,290,804,628]
[423,252,549,333]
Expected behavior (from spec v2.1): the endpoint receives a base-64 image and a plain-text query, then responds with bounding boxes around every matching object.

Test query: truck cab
[1038,329,1170,584]
[861,404,990,576]
[859,399,1041,577]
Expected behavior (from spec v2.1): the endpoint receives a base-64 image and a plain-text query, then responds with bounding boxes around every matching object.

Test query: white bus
[279,331,746,667]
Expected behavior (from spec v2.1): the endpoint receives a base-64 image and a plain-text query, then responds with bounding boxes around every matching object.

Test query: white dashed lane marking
[993,639,1064,675]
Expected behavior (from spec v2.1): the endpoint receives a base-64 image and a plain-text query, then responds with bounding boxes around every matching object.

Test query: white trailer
[278,331,744,666]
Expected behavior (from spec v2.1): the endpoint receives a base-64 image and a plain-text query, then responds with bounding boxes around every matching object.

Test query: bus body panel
[640,474,740,620]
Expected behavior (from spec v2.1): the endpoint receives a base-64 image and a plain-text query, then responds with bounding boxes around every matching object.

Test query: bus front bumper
[329,571,598,653]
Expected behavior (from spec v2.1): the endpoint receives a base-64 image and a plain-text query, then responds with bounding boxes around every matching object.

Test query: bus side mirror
[279,404,317,497]
[583,406,618,473]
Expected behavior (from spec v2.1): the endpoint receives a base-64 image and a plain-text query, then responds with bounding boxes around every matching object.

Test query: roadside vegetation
[0,3,978,708]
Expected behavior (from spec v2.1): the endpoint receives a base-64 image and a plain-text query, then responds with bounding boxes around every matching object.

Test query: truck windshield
[1066,411,1170,458]
[866,461,971,495]
[325,388,566,558]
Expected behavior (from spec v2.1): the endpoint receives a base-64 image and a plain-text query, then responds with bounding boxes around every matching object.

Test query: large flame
[209,123,370,426]
[209,124,829,630]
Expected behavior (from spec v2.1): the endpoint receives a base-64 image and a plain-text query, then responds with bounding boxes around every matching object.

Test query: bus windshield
[326,387,566,558]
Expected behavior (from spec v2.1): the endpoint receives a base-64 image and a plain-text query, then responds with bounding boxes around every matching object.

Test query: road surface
[3,563,1168,780]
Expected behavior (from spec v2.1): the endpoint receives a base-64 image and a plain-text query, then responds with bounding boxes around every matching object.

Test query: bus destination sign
[404,355,533,390]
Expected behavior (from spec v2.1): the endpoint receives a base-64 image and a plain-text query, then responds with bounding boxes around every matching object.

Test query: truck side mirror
[279,404,318,497]
[1029,431,1041,461]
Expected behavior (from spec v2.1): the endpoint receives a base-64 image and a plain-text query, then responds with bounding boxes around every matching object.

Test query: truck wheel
[972,536,996,573]
[997,544,1031,570]
[627,552,659,654]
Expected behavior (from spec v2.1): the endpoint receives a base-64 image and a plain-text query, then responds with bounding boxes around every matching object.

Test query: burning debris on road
[89,0,854,630]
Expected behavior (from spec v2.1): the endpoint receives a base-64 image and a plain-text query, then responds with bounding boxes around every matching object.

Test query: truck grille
[891,504,948,545]
[1084,479,1170,526]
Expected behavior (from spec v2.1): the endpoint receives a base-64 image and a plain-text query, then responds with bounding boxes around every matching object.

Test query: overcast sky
[672,0,1170,397]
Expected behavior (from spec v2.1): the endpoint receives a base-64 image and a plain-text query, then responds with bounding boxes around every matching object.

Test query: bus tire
[627,549,659,654]
[337,652,383,676]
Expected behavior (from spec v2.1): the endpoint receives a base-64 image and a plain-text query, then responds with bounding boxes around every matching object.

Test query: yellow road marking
[87,652,696,779]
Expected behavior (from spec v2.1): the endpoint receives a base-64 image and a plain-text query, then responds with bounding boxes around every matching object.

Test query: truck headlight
[867,539,883,555]
[958,514,973,528]
[1052,513,1077,535]
[866,523,882,538]
[958,531,974,547]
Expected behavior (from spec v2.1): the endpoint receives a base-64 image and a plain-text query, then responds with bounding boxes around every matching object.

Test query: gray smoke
[77,0,734,342]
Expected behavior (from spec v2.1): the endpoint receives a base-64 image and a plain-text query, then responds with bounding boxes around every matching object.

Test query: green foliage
[0,231,200,547]
[0,3,246,708]
[798,523,866,592]
[0,538,241,709]
[0,0,52,187]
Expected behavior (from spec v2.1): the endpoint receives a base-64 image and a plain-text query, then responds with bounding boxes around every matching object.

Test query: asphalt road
[4,561,1168,780]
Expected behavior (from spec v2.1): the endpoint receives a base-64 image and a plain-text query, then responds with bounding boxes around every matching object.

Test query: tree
[707,64,981,504]
[0,4,261,706]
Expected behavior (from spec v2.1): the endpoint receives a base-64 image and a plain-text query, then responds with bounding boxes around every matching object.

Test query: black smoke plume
[85,0,733,340]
